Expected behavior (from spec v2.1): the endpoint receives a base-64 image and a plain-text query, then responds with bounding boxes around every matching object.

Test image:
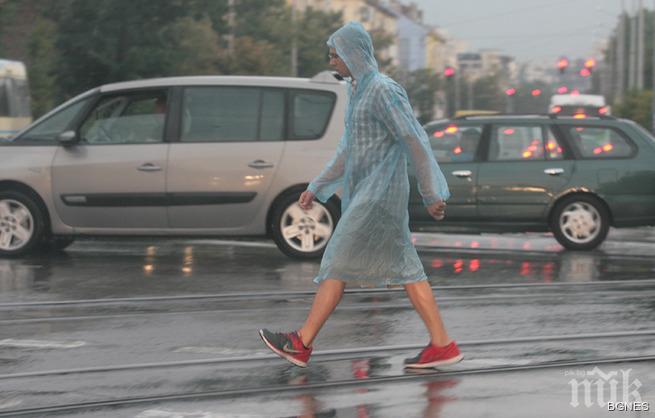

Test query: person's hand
[299,190,315,210]
[427,200,446,221]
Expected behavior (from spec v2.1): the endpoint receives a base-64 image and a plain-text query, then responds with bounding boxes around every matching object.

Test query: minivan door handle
[137,163,162,172]
[452,170,472,178]
[544,168,565,176]
[248,160,275,169]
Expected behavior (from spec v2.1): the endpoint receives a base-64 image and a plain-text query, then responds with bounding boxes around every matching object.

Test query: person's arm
[375,82,450,206]
[306,133,348,203]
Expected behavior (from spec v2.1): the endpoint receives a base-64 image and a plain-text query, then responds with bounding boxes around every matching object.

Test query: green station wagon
[411,115,655,250]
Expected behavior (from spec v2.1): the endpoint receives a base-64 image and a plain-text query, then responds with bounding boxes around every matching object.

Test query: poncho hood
[327,21,379,80]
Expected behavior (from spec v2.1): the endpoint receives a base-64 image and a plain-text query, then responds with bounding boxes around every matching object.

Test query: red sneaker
[259,329,312,367]
[404,341,463,369]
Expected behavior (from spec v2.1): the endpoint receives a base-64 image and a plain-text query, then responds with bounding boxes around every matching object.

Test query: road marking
[136,409,263,417]
[0,339,86,349]
[0,398,22,410]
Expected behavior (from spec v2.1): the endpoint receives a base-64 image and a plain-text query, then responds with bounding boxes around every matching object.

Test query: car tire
[0,190,47,257]
[550,194,610,251]
[271,192,340,259]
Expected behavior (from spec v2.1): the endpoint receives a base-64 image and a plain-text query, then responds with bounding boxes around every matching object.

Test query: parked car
[414,114,655,250]
[0,72,346,259]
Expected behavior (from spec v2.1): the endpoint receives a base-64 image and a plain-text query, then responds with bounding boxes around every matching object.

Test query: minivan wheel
[550,195,609,251]
[271,192,340,259]
[0,191,46,257]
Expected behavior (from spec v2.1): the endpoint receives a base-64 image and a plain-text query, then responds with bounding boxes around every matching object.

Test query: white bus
[0,59,32,140]
[548,94,610,118]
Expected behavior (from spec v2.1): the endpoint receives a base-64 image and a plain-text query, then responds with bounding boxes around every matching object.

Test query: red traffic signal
[557,85,569,94]
[531,89,542,97]
[580,68,591,77]
[505,87,517,96]
[443,66,455,78]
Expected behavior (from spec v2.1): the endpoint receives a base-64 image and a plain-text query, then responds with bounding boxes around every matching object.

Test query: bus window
[0,59,32,139]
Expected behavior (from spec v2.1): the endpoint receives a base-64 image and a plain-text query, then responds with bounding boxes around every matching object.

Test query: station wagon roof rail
[452,113,618,121]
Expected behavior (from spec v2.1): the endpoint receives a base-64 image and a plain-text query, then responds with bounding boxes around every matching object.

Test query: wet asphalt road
[0,229,654,417]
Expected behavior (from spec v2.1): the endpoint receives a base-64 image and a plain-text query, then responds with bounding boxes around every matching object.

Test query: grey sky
[412,0,638,64]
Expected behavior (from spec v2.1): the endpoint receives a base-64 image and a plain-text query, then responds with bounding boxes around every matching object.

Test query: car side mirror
[57,130,79,146]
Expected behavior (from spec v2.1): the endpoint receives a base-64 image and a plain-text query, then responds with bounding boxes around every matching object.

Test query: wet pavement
[0,228,654,417]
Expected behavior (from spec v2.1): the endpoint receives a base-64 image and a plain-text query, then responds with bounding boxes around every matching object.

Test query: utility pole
[616,4,626,100]
[290,0,298,77]
[652,0,655,132]
[637,0,645,89]
[227,0,236,56]
[628,0,638,89]
[467,78,474,109]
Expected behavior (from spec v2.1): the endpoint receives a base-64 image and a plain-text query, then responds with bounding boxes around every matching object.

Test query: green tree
[295,7,343,77]
[26,17,59,117]
[400,68,441,124]
[55,0,218,96]
[614,89,654,129]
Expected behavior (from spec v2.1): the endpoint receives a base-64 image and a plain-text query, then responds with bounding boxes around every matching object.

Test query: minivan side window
[181,87,284,142]
[426,123,482,163]
[79,91,168,145]
[290,90,335,140]
[565,126,634,158]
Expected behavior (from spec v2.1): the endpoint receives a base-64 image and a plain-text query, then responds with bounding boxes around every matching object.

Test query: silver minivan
[0,72,346,259]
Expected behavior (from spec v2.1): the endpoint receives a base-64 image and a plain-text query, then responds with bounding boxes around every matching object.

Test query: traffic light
[557,86,569,94]
[580,68,591,77]
[444,66,455,78]
[505,87,516,96]
[584,58,595,73]
[558,57,569,74]
[531,89,542,97]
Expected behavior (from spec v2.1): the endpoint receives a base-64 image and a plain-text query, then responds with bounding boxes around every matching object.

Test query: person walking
[259,21,462,369]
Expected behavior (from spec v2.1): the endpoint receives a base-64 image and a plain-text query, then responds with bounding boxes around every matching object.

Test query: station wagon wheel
[0,191,47,257]
[550,194,610,251]
[271,192,340,259]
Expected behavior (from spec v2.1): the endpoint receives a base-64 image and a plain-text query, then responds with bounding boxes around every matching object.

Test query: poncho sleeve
[307,133,347,203]
[374,81,450,205]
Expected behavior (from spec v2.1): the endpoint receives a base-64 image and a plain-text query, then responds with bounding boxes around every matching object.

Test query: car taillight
[598,106,609,115]
[551,106,562,113]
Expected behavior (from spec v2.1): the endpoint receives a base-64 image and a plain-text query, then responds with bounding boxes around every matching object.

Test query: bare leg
[298,278,346,347]
[404,280,451,347]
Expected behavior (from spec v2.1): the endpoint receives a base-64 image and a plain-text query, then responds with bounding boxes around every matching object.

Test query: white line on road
[0,339,86,349]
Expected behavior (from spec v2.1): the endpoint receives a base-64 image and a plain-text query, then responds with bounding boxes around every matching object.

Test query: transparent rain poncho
[307,22,450,287]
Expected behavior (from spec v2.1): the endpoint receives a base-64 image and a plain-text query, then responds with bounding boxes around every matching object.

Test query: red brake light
[598,106,608,115]
[551,106,562,113]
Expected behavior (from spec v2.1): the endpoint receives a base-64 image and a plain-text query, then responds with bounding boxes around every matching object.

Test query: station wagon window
[564,126,634,158]
[79,91,168,145]
[489,124,564,161]
[426,124,482,163]
[289,90,335,140]
[181,87,284,142]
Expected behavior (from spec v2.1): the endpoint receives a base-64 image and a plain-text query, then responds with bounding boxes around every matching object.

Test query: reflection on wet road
[0,230,654,417]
